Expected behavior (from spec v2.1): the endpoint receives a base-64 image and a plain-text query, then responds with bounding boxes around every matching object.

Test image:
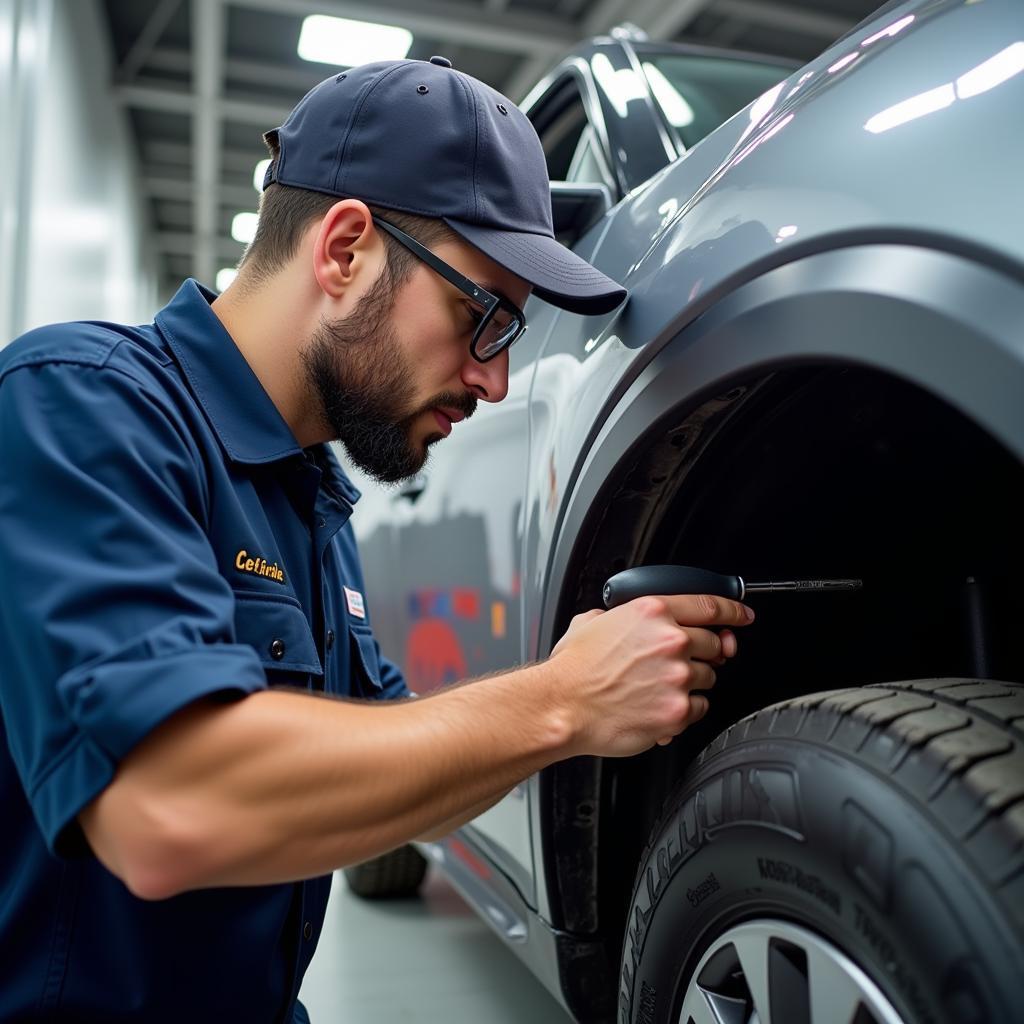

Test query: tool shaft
[743,579,862,593]
[603,565,862,608]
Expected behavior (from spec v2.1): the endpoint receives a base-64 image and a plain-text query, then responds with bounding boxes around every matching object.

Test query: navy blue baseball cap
[262,57,627,315]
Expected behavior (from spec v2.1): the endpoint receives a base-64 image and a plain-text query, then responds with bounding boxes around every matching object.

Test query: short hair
[237,131,457,289]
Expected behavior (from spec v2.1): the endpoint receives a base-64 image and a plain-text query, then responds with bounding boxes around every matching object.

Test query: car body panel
[346,0,1024,1016]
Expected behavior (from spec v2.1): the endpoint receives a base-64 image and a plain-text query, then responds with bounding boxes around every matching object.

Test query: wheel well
[544,363,1024,990]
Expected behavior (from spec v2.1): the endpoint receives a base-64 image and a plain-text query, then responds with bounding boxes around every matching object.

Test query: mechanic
[0,58,753,1022]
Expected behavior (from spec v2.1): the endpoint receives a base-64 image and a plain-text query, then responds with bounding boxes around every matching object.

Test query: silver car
[347,2,1024,1021]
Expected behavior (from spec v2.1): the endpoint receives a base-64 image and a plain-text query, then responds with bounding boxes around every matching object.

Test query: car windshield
[640,54,791,149]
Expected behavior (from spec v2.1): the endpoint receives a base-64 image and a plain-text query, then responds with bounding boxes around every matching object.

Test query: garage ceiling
[99,0,885,295]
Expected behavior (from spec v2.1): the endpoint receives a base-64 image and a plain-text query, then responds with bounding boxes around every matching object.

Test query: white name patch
[344,586,366,619]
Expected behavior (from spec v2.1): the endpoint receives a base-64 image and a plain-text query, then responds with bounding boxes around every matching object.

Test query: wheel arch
[533,243,1024,997]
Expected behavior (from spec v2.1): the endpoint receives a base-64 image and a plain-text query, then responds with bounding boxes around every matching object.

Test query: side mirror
[550,182,613,246]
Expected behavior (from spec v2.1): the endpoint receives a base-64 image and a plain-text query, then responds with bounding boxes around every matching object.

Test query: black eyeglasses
[374,215,527,363]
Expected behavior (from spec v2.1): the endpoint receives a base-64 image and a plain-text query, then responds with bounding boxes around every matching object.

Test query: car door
[375,66,619,904]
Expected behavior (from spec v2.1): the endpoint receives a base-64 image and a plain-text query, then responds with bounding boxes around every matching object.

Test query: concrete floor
[299,865,575,1023]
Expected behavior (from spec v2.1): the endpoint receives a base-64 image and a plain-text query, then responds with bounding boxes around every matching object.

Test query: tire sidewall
[619,737,1017,1024]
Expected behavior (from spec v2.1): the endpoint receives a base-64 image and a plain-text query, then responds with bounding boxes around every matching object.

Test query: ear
[310,199,382,299]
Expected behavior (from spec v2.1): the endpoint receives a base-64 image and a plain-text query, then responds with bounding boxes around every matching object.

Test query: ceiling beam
[229,0,575,57]
[113,81,292,126]
[146,176,258,208]
[715,0,854,40]
[157,232,244,259]
[192,0,223,284]
[141,141,261,174]
[582,0,634,36]
[646,0,716,40]
[147,46,327,95]
[116,0,183,82]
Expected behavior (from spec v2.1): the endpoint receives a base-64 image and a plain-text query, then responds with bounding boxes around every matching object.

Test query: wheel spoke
[679,985,727,1024]
[806,944,864,1024]
[732,932,772,1024]
[676,920,902,1024]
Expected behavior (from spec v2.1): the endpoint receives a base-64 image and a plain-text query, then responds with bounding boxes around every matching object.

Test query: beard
[300,273,476,484]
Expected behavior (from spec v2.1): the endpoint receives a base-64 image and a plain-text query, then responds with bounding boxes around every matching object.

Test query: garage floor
[299,865,575,1023]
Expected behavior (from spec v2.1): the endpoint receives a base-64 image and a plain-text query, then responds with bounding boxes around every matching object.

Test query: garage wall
[0,0,158,347]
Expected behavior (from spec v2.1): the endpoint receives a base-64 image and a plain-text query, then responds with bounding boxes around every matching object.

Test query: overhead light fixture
[253,158,271,192]
[297,15,412,67]
[216,267,238,292]
[231,212,259,244]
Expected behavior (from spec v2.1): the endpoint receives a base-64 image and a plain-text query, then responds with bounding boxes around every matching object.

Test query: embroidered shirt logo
[235,549,286,585]
[344,586,366,619]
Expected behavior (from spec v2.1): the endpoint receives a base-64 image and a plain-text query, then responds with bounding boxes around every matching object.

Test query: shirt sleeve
[375,645,415,700]
[0,358,268,857]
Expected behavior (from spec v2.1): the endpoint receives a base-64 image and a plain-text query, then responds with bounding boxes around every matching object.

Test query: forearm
[415,785,515,842]
[81,663,570,898]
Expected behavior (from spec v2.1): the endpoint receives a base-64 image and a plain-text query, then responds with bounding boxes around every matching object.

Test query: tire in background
[342,844,428,899]
[618,679,1024,1024]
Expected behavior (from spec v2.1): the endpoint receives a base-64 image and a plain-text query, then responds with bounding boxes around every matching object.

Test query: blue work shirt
[0,280,410,1022]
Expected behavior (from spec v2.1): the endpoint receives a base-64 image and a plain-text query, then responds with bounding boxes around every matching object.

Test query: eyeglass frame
[373,214,528,363]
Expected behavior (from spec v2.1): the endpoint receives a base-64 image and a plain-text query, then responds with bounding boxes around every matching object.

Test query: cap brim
[443,218,627,316]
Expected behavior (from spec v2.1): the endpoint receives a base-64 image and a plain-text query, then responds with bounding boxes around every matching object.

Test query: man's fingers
[685,659,718,692]
[720,629,737,658]
[656,593,754,628]
[687,693,710,725]
[680,627,727,663]
[655,690,712,746]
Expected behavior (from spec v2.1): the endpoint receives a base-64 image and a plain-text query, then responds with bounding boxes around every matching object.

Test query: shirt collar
[316,444,363,506]
[156,279,303,465]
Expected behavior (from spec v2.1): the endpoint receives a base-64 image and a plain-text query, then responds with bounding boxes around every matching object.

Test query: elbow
[80,792,210,901]
[120,841,199,902]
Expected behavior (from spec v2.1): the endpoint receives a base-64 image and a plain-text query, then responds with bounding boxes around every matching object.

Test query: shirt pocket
[348,622,383,694]
[232,589,323,680]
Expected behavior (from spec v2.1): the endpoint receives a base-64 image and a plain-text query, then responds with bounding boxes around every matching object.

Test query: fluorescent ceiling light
[253,158,271,192]
[231,212,259,244]
[216,268,238,292]
[297,15,412,66]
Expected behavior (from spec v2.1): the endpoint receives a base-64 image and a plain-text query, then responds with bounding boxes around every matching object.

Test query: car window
[533,80,591,181]
[640,55,790,149]
[530,74,615,196]
[566,124,609,185]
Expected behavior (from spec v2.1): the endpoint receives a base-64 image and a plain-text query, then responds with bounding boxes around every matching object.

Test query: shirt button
[303,920,313,941]
[326,629,335,650]
[269,638,286,660]
[317,516,327,528]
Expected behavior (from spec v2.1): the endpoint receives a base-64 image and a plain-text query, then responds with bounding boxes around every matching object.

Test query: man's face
[300,232,530,484]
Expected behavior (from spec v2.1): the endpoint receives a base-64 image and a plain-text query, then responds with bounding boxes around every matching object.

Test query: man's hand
[547,594,753,758]
[78,593,751,899]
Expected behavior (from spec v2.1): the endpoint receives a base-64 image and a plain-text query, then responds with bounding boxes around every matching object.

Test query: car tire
[342,844,429,899]
[617,679,1024,1024]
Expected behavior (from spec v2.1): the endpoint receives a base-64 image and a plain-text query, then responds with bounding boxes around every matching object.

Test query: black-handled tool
[603,565,862,608]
